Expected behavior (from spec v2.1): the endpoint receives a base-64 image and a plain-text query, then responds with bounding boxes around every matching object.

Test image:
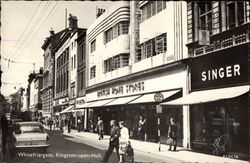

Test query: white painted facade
[69,32,78,99]
[86,1,190,148]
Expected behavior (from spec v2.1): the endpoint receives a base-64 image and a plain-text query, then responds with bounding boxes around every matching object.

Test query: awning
[104,95,141,106]
[88,99,116,108]
[75,103,88,109]
[60,106,73,114]
[128,90,181,104]
[161,85,249,106]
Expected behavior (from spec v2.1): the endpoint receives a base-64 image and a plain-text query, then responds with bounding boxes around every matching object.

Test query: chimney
[96,8,105,18]
[68,14,78,30]
[49,28,55,36]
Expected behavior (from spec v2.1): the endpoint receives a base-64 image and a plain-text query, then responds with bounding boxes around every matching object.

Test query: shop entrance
[190,94,249,159]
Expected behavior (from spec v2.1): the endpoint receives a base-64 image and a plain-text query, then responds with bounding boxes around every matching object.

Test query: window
[141,1,166,22]
[145,41,153,58]
[90,66,96,79]
[140,33,167,61]
[71,57,73,70]
[198,2,212,34]
[155,33,167,55]
[120,21,129,35]
[104,21,129,44]
[103,53,129,73]
[227,2,245,29]
[74,55,76,69]
[90,40,96,53]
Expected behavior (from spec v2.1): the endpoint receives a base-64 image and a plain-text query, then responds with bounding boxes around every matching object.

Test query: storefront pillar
[183,105,191,149]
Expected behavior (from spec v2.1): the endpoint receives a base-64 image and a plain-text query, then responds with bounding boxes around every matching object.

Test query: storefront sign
[191,44,248,91]
[53,97,69,106]
[97,81,145,98]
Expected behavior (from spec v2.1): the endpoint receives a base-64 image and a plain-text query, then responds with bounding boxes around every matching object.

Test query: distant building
[53,14,85,118]
[41,29,65,117]
[28,69,43,120]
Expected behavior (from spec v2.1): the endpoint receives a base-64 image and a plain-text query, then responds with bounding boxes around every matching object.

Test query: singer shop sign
[191,44,248,91]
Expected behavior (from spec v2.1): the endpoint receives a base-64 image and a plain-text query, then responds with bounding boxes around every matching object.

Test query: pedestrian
[138,116,146,141]
[1,114,9,156]
[168,117,178,151]
[119,121,129,163]
[95,116,104,140]
[48,118,52,130]
[102,120,120,162]
[77,117,82,132]
[67,116,72,133]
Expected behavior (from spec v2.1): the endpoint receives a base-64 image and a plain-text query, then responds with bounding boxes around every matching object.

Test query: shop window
[90,40,96,53]
[198,2,212,34]
[90,66,96,79]
[227,2,245,29]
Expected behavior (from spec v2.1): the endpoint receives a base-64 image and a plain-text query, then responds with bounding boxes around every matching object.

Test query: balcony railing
[194,32,249,56]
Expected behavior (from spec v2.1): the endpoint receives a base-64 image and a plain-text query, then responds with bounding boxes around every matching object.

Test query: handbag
[125,141,134,157]
[166,138,174,145]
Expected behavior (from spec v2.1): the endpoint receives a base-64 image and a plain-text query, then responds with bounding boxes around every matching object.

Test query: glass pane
[237,2,244,25]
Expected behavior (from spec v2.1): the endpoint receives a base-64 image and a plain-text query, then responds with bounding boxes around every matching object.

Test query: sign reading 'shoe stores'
[191,44,248,91]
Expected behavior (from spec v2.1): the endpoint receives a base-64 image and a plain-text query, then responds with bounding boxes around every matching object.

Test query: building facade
[53,14,85,121]
[28,70,43,120]
[85,1,189,147]
[75,30,87,131]
[163,1,250,159]
[41,29,63,117]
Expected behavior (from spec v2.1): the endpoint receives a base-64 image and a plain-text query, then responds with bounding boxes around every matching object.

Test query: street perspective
[1,1,250,163]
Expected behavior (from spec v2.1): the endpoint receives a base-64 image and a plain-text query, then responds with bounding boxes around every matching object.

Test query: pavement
[59,128,248,163]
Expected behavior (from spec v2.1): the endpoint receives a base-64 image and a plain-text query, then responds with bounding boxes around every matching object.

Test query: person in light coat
[119,121,129,163]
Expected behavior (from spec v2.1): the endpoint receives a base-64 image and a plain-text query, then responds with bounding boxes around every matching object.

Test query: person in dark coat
[168,117,178,151]
[1,114,9,155]
[102,120,120,162]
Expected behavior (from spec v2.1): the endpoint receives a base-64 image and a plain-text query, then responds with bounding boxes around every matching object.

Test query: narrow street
[6,129,181,163]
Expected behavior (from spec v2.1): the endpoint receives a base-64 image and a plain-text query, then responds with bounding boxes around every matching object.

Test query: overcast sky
[1,1,115,96]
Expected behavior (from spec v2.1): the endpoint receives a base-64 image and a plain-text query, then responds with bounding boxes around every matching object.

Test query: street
[6,129,182,163]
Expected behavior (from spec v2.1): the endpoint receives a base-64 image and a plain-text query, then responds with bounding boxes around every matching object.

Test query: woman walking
[119,121,129,163]
[168,117,178,151]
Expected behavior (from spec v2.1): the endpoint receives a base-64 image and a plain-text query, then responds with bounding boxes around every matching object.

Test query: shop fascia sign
[97,81,145,98]
[53,97,69,106]
[76,97,86,105]
[191,44,248,90]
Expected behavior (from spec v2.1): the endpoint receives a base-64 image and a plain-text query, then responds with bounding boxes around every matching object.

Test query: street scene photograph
[0,1,249,163]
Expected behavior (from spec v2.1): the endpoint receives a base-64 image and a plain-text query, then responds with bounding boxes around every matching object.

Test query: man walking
[102,120,120,162]
[95,116,104,140]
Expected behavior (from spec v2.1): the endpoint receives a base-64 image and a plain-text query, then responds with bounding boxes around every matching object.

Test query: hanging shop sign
[191,44,248,91]
[154,92,164,102]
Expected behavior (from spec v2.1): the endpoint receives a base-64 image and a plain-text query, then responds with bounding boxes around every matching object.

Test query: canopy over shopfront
[161,85,249,106]
[60,105,74,114]
[129,90,180,104]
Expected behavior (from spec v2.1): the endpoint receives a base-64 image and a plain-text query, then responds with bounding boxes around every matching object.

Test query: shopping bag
[125,141,134,157]
[166,138,174,145]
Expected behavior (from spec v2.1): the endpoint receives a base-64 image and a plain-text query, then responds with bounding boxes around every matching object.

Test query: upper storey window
[141,1,166,22]
[104,21,129,44]
[227,1,245,29]
[198,2,212,34]
[90,40,96,53]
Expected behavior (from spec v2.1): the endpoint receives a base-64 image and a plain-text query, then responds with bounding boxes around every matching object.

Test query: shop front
[86,64,188,147]
[53,97,69,117]
[162,44,249,159]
